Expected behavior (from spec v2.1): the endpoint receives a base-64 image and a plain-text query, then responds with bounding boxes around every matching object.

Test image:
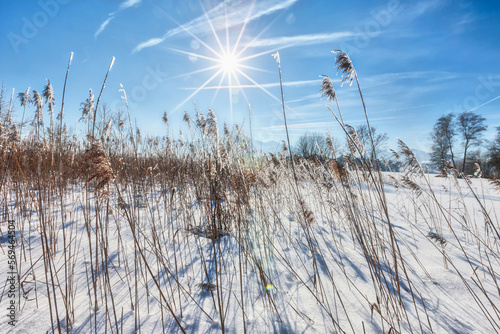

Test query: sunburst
[152,1,284,121]
[219,51,240,74]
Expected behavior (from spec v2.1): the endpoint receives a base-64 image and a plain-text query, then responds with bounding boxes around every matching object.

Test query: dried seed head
[80,89,95,120]
[42,79,55,116]
[82,138,114,198]
[207,109,218,137]
[103,118,113,141]
[18,87,31,107]
[10,123,21,145]
[32,90,44,128]
[183,111,191,127]
[401,176,423,197]
[332,50,356,87]
[162,111,169,126]
[325,132,335,154]
[196,111,206,132]
[320,75,336,103]
[397,139,423,176]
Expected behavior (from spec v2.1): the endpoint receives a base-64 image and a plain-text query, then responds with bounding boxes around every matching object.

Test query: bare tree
[438,114,456,167]
[488,126,500,176]
[457,111,487,173]
[430,114,455,167]
[355,124,388,162]
[295,132,336,159]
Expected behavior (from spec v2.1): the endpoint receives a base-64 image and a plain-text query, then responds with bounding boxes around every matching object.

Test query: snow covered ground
[1,170,499,333]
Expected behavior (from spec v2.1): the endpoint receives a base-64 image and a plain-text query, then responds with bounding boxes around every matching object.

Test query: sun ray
[235,68,282,104]
[181,85,257,90]
[199,1,226,57]
[171,68,224,114]
[228,70,234,121]
[151,0,290,119]
[150,2,222,59]
[164,47,220,62]
[238,64,273,73]
[234,15,281,59]
[232,1,255,55]
[169,64,222,80]
[239,48,283,63]
[225,2,230,56]
[211,71,227,106]
[232,72,250,107]
[235,68,301,117]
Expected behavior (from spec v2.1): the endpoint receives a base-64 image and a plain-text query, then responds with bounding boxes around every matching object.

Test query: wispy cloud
[248,32,355,48]
[120,0,142,10]
[286,93,322,104]
[361,71,460,87]
[95,0,142,38]
[135,38,163,51]
[401,0,448,21]
[133,0,300,53]
[95,16,114,38]
[257,121,332,131]
[452,12,475,34]
[180,79,321,90]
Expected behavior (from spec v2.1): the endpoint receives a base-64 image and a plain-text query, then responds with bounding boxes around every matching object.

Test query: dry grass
[1,52,499,334]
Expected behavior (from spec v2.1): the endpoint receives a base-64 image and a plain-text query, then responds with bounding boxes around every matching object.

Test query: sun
[156,1,285,121]
[219,51,240,74]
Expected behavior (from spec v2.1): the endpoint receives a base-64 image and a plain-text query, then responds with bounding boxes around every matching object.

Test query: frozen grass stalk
[92,56,115,138]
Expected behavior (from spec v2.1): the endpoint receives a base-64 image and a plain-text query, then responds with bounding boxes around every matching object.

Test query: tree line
[294,112,500,178]
[293,124,395,170]
[430,111,499,176]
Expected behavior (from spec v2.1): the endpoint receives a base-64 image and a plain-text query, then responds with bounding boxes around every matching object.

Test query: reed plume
[18,86,31,139]
[332,50,356,87]
[207,109,219,139]
[332,50,378,166]
[43,79,55,134]
[162,111,169,127]
[320,75,336,102]
[10,123,20,145]
[80,89,95,122]
[320,75,345,125]
[183,111,191,129]
[32,90,44,141]
[82,137,114,198]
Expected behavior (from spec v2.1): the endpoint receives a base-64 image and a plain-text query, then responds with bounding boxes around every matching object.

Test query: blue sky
[1,0,499,152]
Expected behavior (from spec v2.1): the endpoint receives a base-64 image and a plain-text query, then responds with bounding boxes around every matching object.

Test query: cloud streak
[258,116,402,132]
[180,79,322,90]
[248,32,355,48]
[95,0,142,38]
[95,16,114,38]
[133,0,299,53]
[120,0,142,10]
